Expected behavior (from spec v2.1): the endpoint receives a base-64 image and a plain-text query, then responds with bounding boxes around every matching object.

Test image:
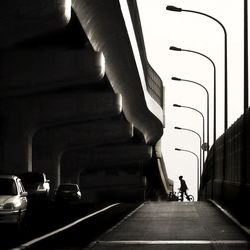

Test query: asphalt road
[88,201,250,250]
[0,198,139,250]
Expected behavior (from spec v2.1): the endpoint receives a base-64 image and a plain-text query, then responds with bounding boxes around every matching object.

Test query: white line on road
[12,203,120,250]
[96,240,249,245]
[209,199,250,235]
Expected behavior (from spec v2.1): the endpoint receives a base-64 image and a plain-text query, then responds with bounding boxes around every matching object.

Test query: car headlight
[3,203,15,210]
[3,201,21,210]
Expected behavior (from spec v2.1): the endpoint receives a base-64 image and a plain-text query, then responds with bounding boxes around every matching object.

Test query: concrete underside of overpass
[0,0,171,202]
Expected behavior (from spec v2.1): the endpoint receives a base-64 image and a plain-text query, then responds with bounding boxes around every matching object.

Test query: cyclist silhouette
[179,176,190,201]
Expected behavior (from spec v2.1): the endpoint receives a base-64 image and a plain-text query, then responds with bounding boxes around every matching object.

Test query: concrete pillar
[32,118,132,190]
[0,92,121,175]
[0,127,32,174]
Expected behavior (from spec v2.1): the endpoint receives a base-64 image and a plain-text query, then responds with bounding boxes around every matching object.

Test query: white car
[0,175,28,226]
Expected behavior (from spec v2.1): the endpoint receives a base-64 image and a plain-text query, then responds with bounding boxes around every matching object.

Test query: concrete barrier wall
[200,108,250,227]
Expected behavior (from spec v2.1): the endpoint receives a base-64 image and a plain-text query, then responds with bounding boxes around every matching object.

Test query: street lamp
[174,126,203,174]
[170,47,216,143]
[175,147,199,199]
[172,77,209,150]
[173,103,205,153]
[167,6,228,131]
[244,0,248,110]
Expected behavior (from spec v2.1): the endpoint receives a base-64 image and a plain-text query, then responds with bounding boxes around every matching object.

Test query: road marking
[86,203,144,249]
[12,203,120,250]
[96,240,249,245]
[209,199,250,235]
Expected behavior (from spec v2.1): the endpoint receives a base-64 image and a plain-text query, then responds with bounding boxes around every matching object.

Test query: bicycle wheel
[177,191,183,201]
[188,195,194,202]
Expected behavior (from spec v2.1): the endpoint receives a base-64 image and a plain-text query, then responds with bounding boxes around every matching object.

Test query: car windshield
[0,178,17,195]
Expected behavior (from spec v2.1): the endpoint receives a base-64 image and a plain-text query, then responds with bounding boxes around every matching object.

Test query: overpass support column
[0,125,32,174]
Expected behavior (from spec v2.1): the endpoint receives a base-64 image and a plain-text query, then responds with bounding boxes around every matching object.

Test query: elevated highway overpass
[0,0,170,203]
[0,1,250,247]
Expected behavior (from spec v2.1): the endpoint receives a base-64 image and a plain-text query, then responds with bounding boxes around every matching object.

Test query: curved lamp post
[173,103,205,149]
[173,103,206,164]
[174,126,203,174]
[172,77,209,150]
[244,0,248,110]
[170,46,216,143]
[175,147,199,199]
[167,5,228,131]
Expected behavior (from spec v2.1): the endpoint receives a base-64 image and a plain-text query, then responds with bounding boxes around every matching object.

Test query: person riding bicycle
[179,176,190,201]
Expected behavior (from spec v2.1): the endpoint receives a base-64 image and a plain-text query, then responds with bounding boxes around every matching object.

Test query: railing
[200,108,250,227]
[145,63,164,108]
[127,0,164,108]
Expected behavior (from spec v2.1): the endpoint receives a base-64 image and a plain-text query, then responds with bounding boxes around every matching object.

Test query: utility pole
[244,0,248,110]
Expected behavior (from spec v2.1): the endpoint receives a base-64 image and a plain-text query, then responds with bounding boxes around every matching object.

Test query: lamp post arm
[181,128,201,142]
[176,105,205,148]
[182,8,228,131]
[180,149,198,159]
[181,106,205,133]
[182,49,215,69]
[181,79,209,97]
[181,79,209,149]
[181,105,204,121]
[180,49,216,143]
[182,9,227,36]
[178,149,200,195]
[177,127,203,175]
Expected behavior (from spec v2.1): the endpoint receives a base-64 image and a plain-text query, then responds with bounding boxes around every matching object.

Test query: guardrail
[200,108,250,227]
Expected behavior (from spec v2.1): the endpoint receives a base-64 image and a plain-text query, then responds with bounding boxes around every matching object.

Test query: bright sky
[137,0,248,200]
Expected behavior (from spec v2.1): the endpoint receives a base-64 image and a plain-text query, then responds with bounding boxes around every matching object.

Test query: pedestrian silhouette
[179,176,190,201]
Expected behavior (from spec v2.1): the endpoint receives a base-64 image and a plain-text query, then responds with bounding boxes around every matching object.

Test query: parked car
[55,183,82,203]
[0,175,28,227]
[19,172,50,199]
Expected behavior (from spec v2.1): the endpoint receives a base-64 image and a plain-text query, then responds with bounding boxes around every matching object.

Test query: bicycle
[177,190,194,202]
[166,191,179,201]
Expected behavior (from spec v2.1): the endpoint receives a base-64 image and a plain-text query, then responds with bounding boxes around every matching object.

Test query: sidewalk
[87,201,250,249]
